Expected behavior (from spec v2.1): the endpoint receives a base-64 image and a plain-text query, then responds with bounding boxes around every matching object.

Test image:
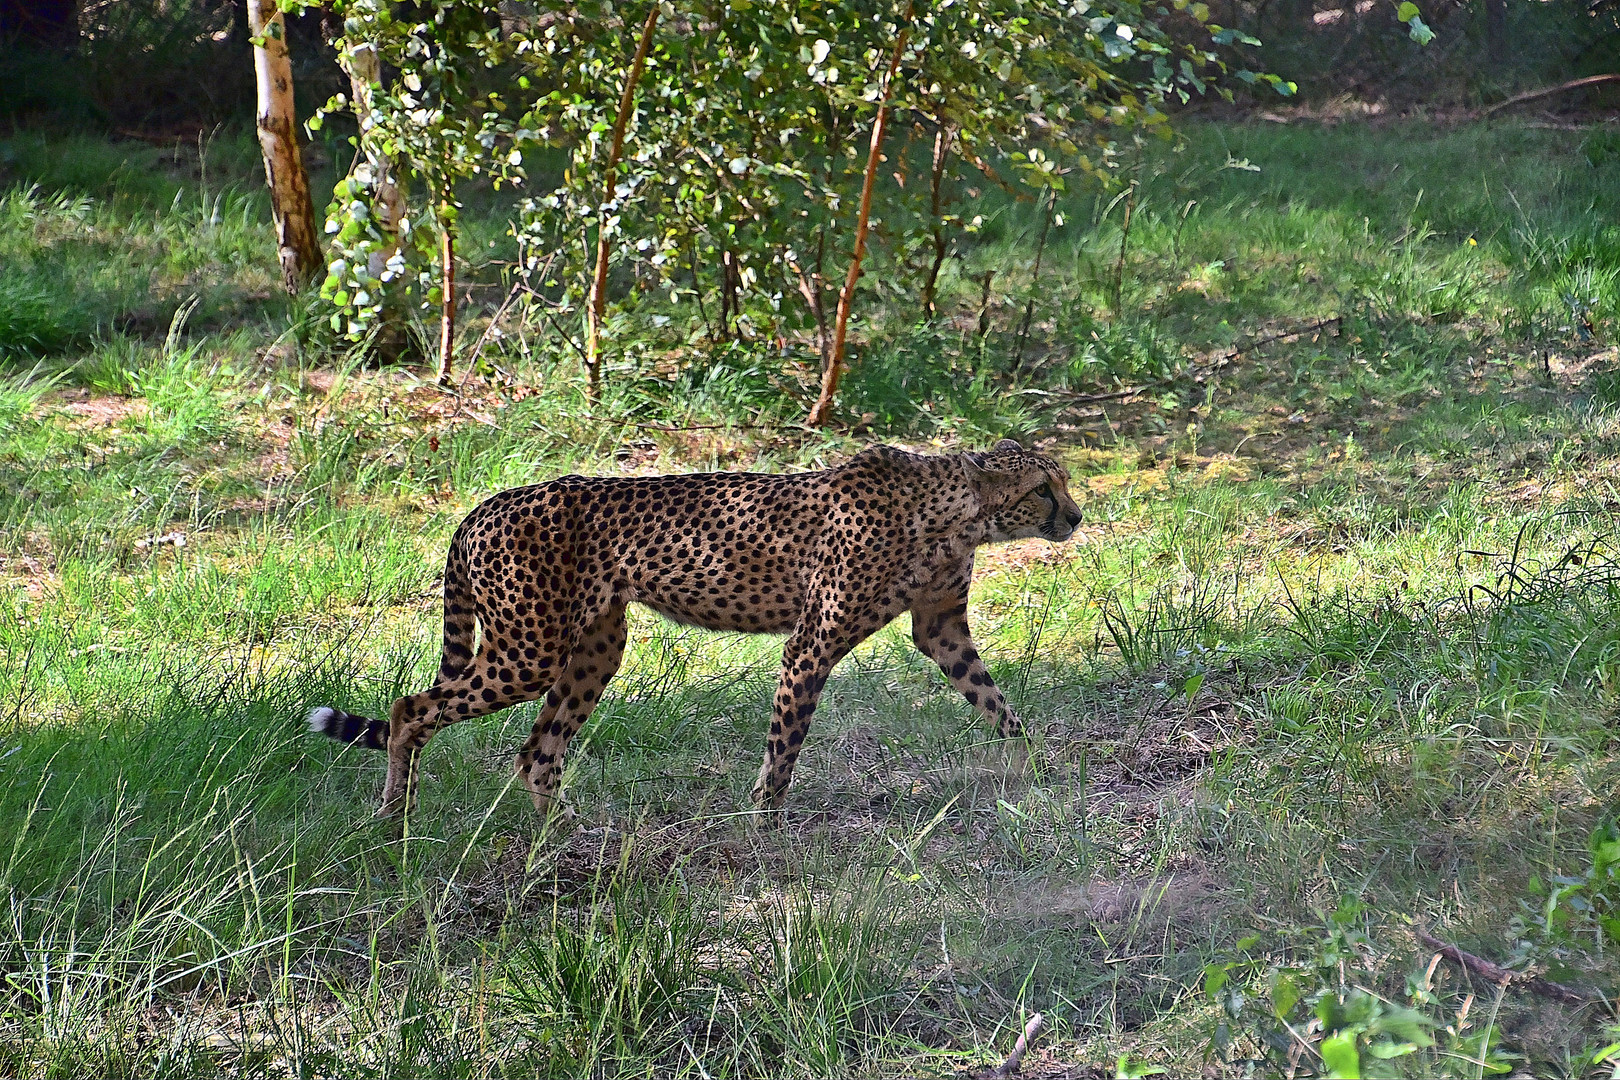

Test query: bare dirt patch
[47,388,147,429]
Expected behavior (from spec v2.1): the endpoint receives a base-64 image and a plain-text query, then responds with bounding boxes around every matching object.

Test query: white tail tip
[306,706,338,733]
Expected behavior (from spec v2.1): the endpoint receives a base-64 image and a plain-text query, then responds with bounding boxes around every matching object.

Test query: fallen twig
[568,414,787,434]
[1049,316,1341,411]
[1416,928,1591,1006]
[1480,74,1620,117]
[988,1012,1045,1078]
[1052,384,1157,405]
[1218,316,1342,364]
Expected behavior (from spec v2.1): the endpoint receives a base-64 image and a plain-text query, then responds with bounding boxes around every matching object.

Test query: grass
[5,118,1620,1076]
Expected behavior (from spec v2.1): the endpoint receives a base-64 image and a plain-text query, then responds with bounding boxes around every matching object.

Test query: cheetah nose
[1065,510,1082,529]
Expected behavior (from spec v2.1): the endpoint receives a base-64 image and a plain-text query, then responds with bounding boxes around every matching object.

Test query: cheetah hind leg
[513,605,627,820]
[377,637,572,818]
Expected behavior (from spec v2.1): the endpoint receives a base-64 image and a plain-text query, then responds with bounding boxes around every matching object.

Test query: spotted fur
[309,439,1083,817]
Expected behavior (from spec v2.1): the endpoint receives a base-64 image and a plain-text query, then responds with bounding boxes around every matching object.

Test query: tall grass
[5,119,1620,1075]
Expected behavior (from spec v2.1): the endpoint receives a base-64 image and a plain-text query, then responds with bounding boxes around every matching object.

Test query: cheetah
[308,439,1083,817]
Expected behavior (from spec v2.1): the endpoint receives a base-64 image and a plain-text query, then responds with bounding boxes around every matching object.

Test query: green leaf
[1396,1,1420,21]
[1203,964,1229,1001]
[1114,1054,1168,1079]
[1407,14,1434,44]
[1369,1003,1435,1046]
[1182,672,1204,700]
[1367,1040,1417,1059]
[1270,970,1300,1017]
[1320,1032,1361,1079]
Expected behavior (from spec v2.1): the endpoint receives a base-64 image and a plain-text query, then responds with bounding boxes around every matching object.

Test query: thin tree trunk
[585,3,660,400]
[437,204,456,385]
[338,40,406,282]
[1110,179,1138,314]
[920,120,954,320]
[719,249,738,338]
[337,37,407,359]
[790,263,830,369]
[688,239,714,340]
[1013,186,1058,372]
[247,0,320,293]
[806,20,910,429]
[0,0,78,49]
[1483,0,1506,61]
[977,270,995,338]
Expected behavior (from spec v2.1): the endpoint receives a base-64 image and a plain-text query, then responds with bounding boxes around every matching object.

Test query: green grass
[6,119,1620,1077]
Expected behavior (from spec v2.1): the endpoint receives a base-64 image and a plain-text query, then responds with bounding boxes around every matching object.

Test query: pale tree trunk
[338,41,406,282]
[789,228,832,370]
[1483,0,1506,63]
[920,119,954,319]
[247,0,320,293]
[437,203,456,385]
[0,0,79,50]
[806,22,909,429]
[585,4,660,400]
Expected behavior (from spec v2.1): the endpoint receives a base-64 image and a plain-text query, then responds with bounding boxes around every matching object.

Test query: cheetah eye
[1036,484,1055,502]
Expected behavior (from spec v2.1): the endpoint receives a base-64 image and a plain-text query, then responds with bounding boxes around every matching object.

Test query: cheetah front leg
[752,611,868,811]
[910,594,1025,743]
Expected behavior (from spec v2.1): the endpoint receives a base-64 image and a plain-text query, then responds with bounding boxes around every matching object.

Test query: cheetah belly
[621,543,808,635]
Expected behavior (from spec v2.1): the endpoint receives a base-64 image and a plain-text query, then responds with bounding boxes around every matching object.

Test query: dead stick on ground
[1480,73,1620,117]
[571,414,787,434]
[1219,315,1342,363]
[988,1012,1045,1078]
[1415,929,1591,1006]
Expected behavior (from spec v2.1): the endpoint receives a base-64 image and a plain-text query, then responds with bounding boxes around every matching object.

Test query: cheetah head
[962,439,1083,543]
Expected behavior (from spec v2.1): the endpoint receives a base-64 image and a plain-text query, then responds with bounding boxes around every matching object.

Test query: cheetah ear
[959,452,1016,489]
[993,438,1023,453]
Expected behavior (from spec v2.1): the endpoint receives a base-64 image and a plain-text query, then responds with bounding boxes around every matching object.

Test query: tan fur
[311,440,1083,817]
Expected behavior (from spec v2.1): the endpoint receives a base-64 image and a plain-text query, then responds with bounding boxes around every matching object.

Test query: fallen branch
[987,1012,1045,1078]
[1052,384,1158,406]
[1481,74,1620,117]
[1218,316,1343,364]
[569,414,787,434]
[1416,928,1591,1006]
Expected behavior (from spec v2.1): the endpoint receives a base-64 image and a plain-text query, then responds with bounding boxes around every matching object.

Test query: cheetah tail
[306,706,389,751]
[437,536,477,682]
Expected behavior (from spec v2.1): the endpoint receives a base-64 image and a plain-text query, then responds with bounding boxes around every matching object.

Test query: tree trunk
[338,40,406,282]
[437,206,456,385]
[920,120,954,319]
[1013,187,1057,372]
[786,226,833,368]
[0,0,77,50]
[585,4,660,400]
[806,22,910,429]
[248,0,320,293]
[1483,0,1506,63]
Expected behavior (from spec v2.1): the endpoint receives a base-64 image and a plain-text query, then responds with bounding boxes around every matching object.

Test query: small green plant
[1510,820,1620,967]
[1201,901,1515,1078]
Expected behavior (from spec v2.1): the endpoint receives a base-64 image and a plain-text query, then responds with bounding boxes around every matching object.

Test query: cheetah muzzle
[307,439,1084,818]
